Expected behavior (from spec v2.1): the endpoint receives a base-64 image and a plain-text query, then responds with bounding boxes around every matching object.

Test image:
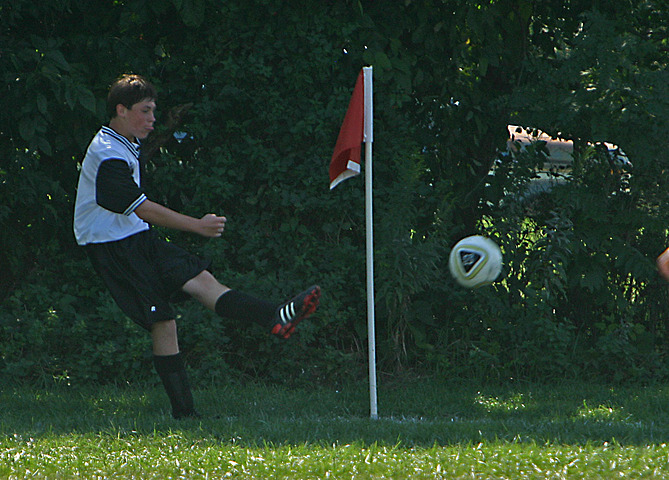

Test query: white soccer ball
[449,235,503,288]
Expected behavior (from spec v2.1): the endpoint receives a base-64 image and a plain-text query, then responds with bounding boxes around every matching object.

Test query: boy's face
[115,98,156,141]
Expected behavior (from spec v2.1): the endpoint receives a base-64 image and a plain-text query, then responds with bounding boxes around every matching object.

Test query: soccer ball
[449,235,503,288]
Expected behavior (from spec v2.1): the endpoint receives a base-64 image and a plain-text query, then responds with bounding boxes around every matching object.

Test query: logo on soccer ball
[460,251,482,274]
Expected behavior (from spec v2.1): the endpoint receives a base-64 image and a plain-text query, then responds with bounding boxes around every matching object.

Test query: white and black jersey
[74,125,211,330]
[74,126,149,245]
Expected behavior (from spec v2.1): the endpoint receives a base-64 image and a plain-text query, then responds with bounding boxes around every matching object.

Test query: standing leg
[151,319,197,419]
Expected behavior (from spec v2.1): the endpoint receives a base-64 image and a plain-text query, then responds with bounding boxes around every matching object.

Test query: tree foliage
[1,0,668,385]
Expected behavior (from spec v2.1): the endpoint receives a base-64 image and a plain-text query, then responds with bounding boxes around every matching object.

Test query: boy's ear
[115,103,127,118]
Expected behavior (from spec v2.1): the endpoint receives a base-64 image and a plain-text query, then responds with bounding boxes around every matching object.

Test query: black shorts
[85,229,211,331]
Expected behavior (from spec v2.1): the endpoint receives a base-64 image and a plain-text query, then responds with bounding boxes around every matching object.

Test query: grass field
[1,378,669,478]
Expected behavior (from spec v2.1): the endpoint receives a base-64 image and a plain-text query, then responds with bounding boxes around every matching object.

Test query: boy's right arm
[134,199,226,238]
[95,159,225,238]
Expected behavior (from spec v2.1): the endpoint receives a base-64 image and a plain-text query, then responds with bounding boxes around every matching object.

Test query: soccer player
[74,74,320,419]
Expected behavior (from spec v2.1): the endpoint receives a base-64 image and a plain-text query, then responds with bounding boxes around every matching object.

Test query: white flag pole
[363,66,378,420]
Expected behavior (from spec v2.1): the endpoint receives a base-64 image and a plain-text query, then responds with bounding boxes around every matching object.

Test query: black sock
[153,353,197,419]
[214,290,277,327]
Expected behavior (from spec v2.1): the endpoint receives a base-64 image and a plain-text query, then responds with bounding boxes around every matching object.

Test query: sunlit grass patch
[475,391,532,413]
[1,435,669,479]
[577,401,625,421]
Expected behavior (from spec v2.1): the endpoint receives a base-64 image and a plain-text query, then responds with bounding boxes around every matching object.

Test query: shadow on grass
[2,379,668,447]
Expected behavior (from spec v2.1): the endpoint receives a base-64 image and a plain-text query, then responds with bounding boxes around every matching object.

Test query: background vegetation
[1,0,668,387]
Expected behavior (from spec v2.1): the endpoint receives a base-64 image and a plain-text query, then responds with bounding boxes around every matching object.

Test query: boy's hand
[657,248,669,281]
[199,214,227,238]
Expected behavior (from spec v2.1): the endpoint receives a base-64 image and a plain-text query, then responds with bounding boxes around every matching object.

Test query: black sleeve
[96,159,146,214]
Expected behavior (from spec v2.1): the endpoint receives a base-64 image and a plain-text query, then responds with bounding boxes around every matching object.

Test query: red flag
[329,70,364,189]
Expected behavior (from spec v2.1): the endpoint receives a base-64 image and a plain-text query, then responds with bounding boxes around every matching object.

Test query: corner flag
[329,67,377,419]
[329,69,365,190]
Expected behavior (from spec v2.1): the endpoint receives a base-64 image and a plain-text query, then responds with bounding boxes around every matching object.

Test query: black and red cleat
[271,285,321,339]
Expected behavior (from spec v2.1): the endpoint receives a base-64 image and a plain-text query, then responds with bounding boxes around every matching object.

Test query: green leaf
[78,88,97,114]
[178,0,205,27]
[19,118,35,142]
[36,94,48,115]
[374,51,392,70]
[44,50,70,71]
[64,86,76,110]
[37,137,53,156]
[478,57,488,75]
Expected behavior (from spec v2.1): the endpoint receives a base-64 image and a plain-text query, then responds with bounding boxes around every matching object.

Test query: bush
[1,1,668,386]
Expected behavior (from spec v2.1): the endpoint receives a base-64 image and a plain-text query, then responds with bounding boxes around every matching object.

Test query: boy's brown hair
[107,74,157,118]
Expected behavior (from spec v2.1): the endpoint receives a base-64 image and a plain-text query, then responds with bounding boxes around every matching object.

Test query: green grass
[1,379,669,478]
